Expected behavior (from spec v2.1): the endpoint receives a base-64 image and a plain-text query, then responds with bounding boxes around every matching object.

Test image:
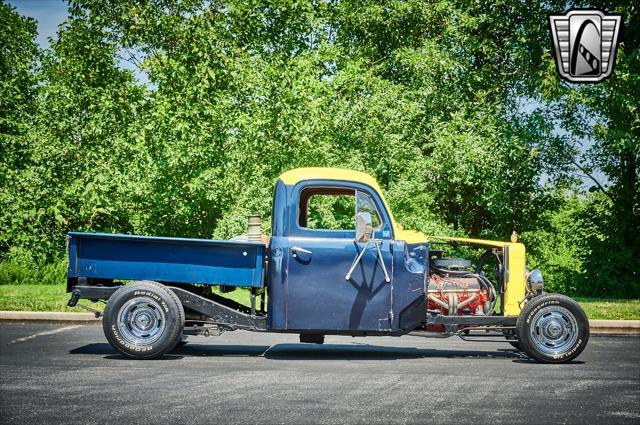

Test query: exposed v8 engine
[426,257,497,318]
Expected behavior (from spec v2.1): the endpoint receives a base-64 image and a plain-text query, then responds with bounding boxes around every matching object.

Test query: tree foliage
[0,0,637,297]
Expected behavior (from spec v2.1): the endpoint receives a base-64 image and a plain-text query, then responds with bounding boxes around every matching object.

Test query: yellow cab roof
[278,167,384,192]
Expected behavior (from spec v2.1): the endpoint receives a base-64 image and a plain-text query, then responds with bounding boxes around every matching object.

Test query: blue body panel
[67,232,265,288]
[267,178,427,334]
[284,235,393,332]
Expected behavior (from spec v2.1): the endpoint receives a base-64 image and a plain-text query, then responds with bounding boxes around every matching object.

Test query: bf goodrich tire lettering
[103,281,185,359]
[517,294,589,363]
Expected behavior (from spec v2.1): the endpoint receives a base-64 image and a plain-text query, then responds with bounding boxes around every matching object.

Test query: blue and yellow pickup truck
[67,168,589,363]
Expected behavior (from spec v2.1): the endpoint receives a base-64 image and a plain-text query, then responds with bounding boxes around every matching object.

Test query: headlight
[527,269,544,295]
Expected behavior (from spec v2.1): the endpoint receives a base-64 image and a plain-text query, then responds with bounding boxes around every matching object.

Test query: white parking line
[260,344,275,357]
[8,325,81,345]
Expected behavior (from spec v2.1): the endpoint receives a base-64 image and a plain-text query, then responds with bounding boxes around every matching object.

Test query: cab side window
[298,187,382,231]
[299,188,354,230]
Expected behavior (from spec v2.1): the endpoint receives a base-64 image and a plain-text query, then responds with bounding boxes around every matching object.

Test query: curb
[1,311,638,334]
[589,319,640,335]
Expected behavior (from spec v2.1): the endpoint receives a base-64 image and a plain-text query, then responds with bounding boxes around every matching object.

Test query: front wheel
[103,281,185,359]
[517,294,589,363]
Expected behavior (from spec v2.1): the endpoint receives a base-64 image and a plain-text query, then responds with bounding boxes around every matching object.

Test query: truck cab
[267,168,427,335]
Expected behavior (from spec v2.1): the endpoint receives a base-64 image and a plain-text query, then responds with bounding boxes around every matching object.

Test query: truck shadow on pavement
[70,342,527,361]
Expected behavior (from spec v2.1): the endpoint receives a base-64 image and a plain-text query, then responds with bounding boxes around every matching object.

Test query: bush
[0,249,67,286]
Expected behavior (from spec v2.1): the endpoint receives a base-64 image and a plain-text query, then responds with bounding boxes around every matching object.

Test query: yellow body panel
[504,243,526,316]
[396,229,429,244]
[278,167,527,315]
[279,167,383,191]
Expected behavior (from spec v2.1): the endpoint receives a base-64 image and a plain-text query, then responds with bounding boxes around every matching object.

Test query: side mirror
[355,211,373,243]
[347,210,390,282]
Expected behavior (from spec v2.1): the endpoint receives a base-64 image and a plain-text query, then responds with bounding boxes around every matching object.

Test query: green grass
[0,284,638,320]
[0,284,104,312]
[573,297,640,320]
[211,287,264,306]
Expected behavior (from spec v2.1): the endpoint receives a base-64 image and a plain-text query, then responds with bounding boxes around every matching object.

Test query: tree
[0,3,40,256]
[537,1,639,297]
[0,0,637,298]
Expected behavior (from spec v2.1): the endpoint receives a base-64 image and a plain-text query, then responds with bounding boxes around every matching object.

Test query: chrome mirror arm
[345,239,371,281]
[373,239,391,282]
[345,238,391,283]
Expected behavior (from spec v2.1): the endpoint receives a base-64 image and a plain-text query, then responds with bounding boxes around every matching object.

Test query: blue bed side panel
[68,232,265,288]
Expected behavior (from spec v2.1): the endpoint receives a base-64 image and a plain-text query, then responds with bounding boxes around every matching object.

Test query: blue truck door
[284,181,394,332]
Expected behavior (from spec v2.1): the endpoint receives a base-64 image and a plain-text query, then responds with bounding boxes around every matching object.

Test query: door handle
[291,246,312,258]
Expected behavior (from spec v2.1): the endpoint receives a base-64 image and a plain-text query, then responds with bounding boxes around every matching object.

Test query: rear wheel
[517,294,589,363]
[103,281,185,359]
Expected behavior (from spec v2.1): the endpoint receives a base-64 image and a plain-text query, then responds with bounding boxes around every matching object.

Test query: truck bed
[67,232,266,288]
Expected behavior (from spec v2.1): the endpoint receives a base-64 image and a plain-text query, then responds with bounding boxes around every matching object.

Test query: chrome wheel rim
[117,297,166,346]
[529,306,578,355]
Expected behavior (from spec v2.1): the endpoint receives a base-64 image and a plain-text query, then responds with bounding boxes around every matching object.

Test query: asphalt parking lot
[1,323,639,425]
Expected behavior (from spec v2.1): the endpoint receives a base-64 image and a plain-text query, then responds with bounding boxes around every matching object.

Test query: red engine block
[424,273,490,333]
[426,273,490,315]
